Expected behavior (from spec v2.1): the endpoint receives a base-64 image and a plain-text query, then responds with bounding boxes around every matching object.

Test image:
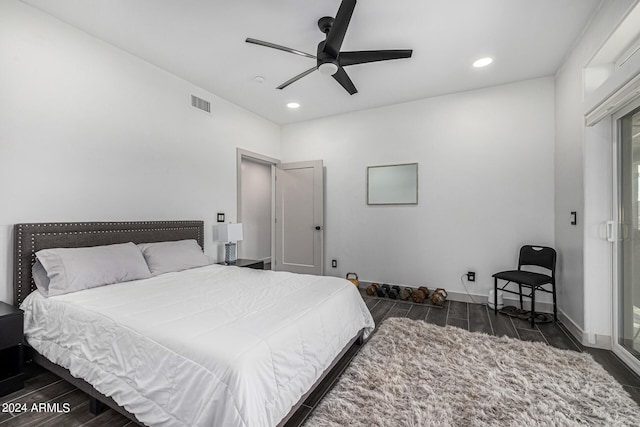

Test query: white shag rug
[304,318,640,427]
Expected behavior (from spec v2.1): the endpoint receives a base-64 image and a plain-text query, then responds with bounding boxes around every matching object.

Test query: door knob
[315,226,323,231]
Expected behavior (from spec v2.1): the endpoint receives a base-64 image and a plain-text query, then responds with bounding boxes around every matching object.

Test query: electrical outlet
[331,259,337,268]
[467,271,476,282]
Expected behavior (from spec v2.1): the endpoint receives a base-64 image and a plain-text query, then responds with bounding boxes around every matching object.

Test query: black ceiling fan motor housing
[317,42,336,66]
[318,16,334,34]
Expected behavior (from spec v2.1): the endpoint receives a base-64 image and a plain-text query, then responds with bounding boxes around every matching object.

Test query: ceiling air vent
[191,95,211,113]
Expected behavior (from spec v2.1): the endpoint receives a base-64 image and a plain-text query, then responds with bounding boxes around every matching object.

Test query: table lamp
[217,223,243,264]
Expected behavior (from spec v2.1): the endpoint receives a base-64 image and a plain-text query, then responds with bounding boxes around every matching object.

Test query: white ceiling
[22,0,601,125]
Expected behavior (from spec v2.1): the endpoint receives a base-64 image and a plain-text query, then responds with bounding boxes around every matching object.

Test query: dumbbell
[366,283,380,296]
[412,288,427,303]
[388,285,401,300]
[431,288,448,306]
[399,287,413,301]
[376,284,390,298]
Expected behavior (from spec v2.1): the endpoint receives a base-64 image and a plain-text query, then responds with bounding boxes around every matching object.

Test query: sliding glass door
[616,103,640,361]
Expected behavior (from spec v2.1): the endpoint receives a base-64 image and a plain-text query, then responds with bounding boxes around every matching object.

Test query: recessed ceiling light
[287,102,300,109]
[473,57,493,68]
[254,76,265,83]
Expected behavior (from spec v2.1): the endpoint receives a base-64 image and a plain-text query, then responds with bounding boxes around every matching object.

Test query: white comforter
[21,264,374,427]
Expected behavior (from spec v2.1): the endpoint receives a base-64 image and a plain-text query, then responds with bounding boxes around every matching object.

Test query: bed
[13,221,374,426]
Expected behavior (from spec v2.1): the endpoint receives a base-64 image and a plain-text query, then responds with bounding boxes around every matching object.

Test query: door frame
[236,148,279,268]
[611,98,640,376]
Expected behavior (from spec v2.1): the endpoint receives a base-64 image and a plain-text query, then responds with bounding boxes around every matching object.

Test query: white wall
[555,0,638,344]
[239,158,272,261]
[281,78,555,301]
[554,44,587,330]
[0,0,281,304]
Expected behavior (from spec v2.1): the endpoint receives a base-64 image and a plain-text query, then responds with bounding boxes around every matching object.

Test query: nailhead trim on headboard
[13,221,204,307]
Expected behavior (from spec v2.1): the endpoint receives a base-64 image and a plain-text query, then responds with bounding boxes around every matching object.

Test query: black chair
[492,245,557,327]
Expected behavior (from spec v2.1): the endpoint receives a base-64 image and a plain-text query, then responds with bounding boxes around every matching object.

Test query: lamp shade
[217,223,243,242]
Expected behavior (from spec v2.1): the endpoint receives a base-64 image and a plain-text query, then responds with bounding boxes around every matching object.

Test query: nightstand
[0,301,23,396]
[218,259,265,270]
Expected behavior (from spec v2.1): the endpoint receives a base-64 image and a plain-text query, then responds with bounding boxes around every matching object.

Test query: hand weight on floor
[430,288,448,306]
[399,287,413,300]
[388,285,401,300]
[412,288,427,303]
[366,283,380,296]
[345,272,359,288]
[376,284,390,298]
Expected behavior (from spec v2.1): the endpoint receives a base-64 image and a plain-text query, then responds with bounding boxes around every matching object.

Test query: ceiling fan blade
[324,0,356,58]
[277,66,317,90]
[339,49,413,67]
[332,66,357,95]
[246,38,316,59]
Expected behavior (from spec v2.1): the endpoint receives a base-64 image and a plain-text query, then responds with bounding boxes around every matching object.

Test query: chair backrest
[518,245,556,277]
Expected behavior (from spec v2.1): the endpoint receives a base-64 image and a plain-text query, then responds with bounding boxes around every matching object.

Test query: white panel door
[275,160,323,275]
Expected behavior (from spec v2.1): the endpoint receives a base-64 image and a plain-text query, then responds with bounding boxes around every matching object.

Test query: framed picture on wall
[367,163,418,205]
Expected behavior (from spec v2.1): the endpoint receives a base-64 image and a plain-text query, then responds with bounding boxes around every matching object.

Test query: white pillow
[34,242,152,297]
[137,239,210,276]
[32,258,50,295]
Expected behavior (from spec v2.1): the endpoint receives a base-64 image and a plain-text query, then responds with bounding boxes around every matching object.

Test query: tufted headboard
[13,220,204,307]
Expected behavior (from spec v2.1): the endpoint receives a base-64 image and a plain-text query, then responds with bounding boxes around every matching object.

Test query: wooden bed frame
[13,220,363,426]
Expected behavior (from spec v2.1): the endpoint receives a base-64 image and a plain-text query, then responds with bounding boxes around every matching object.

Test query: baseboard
[557,309,612,350]
[557,310,583,343]
[592,334,612,350]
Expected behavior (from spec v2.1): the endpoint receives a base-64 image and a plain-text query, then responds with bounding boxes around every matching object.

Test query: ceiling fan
[245,0,413,95]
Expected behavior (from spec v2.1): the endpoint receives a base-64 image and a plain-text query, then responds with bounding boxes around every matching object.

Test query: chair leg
[518,284,523,309]
[494,277,498,315]
[530,287,536,328]
[552,282,558,322]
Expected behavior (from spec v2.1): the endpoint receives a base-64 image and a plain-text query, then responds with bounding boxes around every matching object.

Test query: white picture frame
[367,163,418,205]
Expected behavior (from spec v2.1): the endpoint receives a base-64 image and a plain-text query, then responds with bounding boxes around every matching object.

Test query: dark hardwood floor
[2,289,639,426]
